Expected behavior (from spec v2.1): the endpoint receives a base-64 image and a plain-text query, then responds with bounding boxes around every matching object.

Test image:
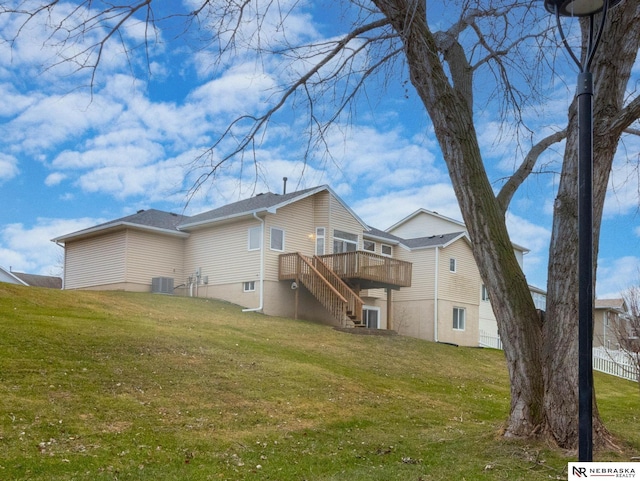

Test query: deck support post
[294,274,299,320]
[387,288,393,330]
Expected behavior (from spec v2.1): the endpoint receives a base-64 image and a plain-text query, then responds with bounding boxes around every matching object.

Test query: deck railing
[319,251,412,287]
[313,256,363,323]
[279,253,363,325]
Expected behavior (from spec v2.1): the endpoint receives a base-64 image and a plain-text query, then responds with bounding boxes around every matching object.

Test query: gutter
[434,246,439,343]
[243,213,265,313]
[54,240,66,290]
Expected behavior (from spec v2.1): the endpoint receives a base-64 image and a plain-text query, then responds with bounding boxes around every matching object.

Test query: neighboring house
[385,208,531,346]
[594,298,629,349]
[0,266,62,289]
[52,185,530,347]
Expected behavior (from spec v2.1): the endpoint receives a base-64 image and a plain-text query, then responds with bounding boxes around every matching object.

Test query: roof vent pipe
[283,177,288,195]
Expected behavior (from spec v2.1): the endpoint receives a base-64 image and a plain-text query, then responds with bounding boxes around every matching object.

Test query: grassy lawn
[0,283,638,480]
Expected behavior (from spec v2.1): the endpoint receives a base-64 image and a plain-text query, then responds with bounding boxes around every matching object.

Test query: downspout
[243,213,265,312]
[55,241,66,290]
[434,246,439,343]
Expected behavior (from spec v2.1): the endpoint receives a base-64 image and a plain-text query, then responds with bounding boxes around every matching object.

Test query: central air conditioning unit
[152,277,174,294]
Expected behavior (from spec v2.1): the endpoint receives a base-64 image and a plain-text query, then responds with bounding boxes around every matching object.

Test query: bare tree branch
[185,17,392,200]
[496,129,567,213]
[611,94,640,138]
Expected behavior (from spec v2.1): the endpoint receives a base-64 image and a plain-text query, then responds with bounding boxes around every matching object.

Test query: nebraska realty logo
[569,463,639,479]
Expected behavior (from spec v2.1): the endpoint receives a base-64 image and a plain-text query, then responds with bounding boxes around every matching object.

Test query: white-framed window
[363,240,375,252]
[449,258,457,272]
[453,307,465,330]
[315,227,325,255]
[363,306,380,329]
[333,229,358,253]
[270,227,284,251]
[243,281,256,292]
[481,285,490,302]
[381,244,392,257]
[248,226,262,251]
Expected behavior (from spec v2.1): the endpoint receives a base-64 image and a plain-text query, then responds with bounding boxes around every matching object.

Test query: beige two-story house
[52,185,528,347]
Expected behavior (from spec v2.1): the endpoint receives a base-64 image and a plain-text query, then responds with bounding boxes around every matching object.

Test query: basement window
[243,281,256,292]
[453,307,466,331]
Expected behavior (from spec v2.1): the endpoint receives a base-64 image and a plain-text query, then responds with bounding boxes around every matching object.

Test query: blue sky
[0,0,638,298]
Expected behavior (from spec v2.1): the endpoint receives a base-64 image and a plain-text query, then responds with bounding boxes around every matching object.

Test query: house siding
[184,218,262,290]
[64,230,185,291]
[390,211,465,238]
[124,230,185,288]
[438,240,479,306]
[264,197,317,280]
[328,195,364,251]
[64,231,127,289]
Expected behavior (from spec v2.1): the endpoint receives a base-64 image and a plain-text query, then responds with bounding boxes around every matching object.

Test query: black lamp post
[543,0,624,462]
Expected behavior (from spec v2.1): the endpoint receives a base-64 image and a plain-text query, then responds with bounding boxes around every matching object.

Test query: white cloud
[603,143,640,218]
[188,65,277,117]
[597,256,640,299]
[0,217,103,276]
[6,92,123,153]
[353,183,460,230]
[45,172,67,186]
[506,212,552,289]
[0,153,19,182]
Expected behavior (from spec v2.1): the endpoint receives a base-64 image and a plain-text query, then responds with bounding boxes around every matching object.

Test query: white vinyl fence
[479,330,503,350]
[479,332,639,382]
[592,347,639,382]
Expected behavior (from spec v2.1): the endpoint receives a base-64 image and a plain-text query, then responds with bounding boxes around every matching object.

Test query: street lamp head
[543,0,623,16]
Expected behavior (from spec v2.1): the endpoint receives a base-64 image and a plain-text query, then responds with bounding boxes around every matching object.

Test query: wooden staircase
[279,253,364,326]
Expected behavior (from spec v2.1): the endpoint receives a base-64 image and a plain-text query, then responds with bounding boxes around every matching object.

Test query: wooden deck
[280,251,412,290]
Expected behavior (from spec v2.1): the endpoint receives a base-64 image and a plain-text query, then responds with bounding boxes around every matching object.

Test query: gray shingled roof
[364,226,405,243]
[595,298,627,312]
[102,209,188,231]
[12,272,62,289]
[180,186,326,228]
[402,232,467,249]
[52,209,190,242]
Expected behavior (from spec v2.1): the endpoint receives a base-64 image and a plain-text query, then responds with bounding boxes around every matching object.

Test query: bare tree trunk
[544,4,640,449]
[374,0,545,436]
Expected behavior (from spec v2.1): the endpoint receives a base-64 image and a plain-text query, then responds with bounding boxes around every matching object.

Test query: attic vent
[137,209,145,213]
[152,277,174,294]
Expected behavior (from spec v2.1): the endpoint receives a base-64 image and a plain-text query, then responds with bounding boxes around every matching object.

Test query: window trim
[449,257,457,273]
[453,307,466,331]
[315,227,325,256]
[363,240,376,252]
[481,285,490,302]
[270,227,285,252]
[363,306,381,329]
[381,244,392,257]
[248,226,261,251]
[243,281,256,292]
[333,229,358,253]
